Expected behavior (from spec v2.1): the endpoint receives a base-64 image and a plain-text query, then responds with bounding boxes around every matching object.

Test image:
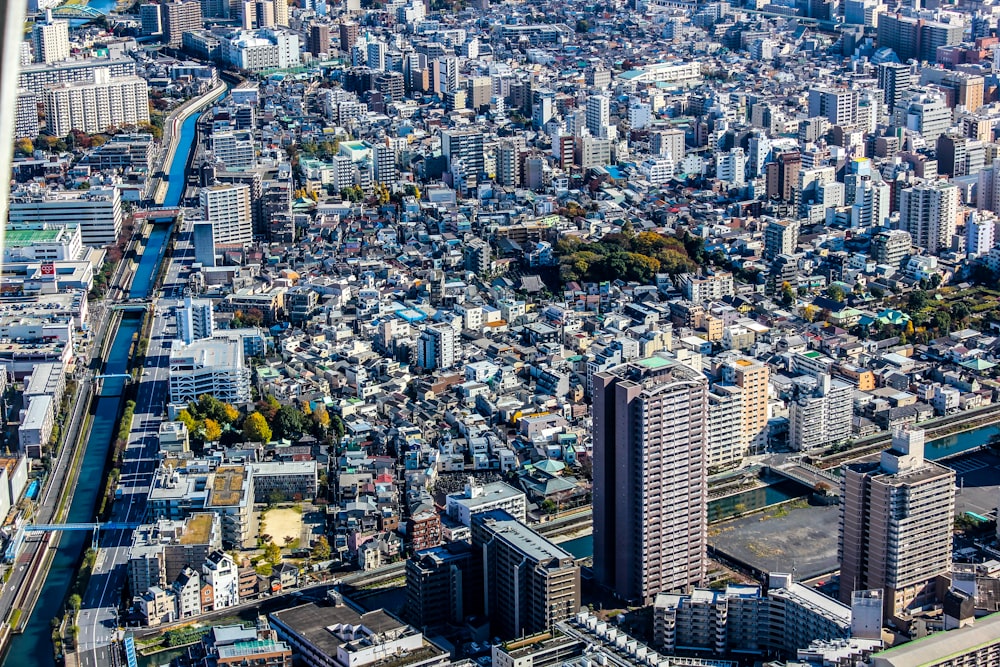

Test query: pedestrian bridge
[5,522,141,562]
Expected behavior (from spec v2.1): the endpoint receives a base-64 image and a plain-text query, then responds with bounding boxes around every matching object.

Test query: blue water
[4,315,142,667]
[927,424,1000,460]
[164,110,200,207]
[129,224,171,299]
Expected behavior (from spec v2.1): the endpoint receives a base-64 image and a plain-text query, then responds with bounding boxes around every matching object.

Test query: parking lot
[943,450,1000,521]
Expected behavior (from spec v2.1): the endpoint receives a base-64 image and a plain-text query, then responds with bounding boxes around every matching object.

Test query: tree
[312,404,331,432]
[243,412,272,443]
[177,409,197,433]
[780,281,795,308]
[264,541,282,567]
[68,594,81,614]
[908,290,928,312]
[575,18,589,32]
[951,301,971,323]
[14,138,33,156]
[257,396,281,422]
[312,535,331,561]
[330,414,346,444]
[274,404,309,440]
[221,403,240,424]
[202,419,222,443]
[826,284,845,302]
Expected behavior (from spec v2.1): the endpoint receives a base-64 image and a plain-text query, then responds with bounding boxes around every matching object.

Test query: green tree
[951,301,971,323]
[575,18,589,32]
[243,412,273,443]
[274,404,309,439]
[826,284,846,302]
[908,290,928,311]
[67,594,81,614]
[330,414,346,444]
[311,535,331,561]
[264,541,282,566]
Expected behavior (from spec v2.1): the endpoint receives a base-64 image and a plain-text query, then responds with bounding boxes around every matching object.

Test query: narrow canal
[4,99,210,666]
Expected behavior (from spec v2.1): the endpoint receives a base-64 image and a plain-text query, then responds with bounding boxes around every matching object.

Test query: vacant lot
[709,503,840,581]
[262,508,302,547]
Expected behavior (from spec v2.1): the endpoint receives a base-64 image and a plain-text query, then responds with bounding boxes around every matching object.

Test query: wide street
[75,218,196,667]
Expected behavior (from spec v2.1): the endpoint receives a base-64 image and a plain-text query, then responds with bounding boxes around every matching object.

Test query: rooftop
[208,466,247,507]
[871,612,1000,667]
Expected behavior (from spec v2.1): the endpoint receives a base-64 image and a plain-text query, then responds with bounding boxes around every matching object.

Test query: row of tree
[176,394,346,448]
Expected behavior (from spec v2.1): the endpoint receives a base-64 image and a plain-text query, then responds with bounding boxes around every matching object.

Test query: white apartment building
[415,323,457,370]
[707,386,743,470]
[32,14,70,64]
[677,271,735,302]
[44,69,150,137]
[210,130,256,170]
[169,337,251,405]
[15,90,39,140]
[201,184,252,246]
[790,374,853,450]
[9,185,124,247]
[176,296,215,344]
[445,479,527,526]
[220,29,300,72]
[899,181,960,253]
[639,157,675,185]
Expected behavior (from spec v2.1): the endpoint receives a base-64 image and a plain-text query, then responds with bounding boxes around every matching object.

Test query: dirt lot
[262,508,303,547]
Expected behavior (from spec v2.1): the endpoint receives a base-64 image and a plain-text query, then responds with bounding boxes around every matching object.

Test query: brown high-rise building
[839,426,955,620]
[722,357,770,454]
[765,150,801,202]
[307,22,330,57]
[593,356,708,605]
[161,0,203,48]
[339,21,358,53]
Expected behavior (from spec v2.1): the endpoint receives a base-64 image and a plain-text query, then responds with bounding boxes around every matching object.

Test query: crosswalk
[946,459,990,475]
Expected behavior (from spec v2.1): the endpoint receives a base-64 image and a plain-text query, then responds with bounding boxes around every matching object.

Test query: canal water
[560,425,999,561]
[3,102,212,666]
[4,315,142,667]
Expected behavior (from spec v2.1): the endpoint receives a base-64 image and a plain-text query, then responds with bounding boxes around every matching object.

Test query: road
[75,217,196,667]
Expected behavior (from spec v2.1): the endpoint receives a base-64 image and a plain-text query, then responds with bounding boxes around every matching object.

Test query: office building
[162,0,204,48]
[140,3,162,34]
[270,600,450,667]
[839,426,956,618]
[593,356,708,604]
[44,69,150,137]
[32,12,70,64]
[169,336,252,405]
[899,180,959,252]
[472,509,581,639]
[870,612,1000,666]
[9,186,123,247]
[789,373,853,451]
[176,296,215,344]
[201,184,252,246]
[193,220,217,267]
[220,29,301,71]
[893,91,951,143]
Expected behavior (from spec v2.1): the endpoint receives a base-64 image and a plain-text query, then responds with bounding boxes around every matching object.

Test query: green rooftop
[804,351,821,358]
[638,356,673,369]
[5,228,64,246]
